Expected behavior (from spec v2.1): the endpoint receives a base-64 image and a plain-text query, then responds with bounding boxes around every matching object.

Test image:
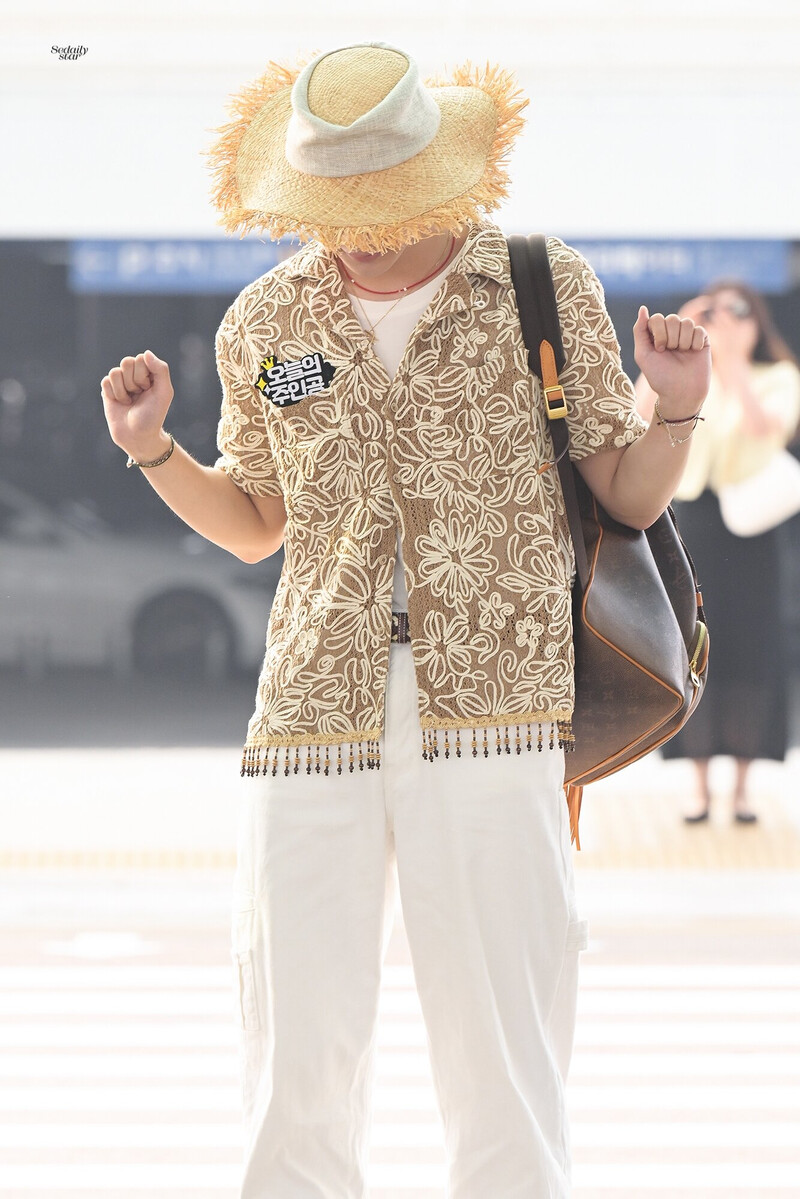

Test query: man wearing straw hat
[101,41,710,1199]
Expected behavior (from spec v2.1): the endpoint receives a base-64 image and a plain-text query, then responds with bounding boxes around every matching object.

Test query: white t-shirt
[346,255,460,611]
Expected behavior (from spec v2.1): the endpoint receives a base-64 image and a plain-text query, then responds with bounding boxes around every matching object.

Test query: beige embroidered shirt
[214,220,647,775]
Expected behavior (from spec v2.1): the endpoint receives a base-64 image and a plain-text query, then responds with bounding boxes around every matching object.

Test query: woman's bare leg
[683,759,711,822]
[732,758,758,822]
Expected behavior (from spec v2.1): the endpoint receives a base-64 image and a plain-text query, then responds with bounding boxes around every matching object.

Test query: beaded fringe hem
[241,739,382,777]
[422,718,574,761]
[240,719,575,778]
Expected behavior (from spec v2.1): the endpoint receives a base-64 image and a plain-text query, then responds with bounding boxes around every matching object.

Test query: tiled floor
[2,747,800,1195]
[1,864,800,1198]
[2,748,799,873]
[575,752,800,869]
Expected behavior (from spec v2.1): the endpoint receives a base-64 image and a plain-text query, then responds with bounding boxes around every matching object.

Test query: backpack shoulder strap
[506,234,566,381]
[506,233,589,585]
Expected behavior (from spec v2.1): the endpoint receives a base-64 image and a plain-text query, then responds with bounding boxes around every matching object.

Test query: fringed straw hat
[202,41,529,254]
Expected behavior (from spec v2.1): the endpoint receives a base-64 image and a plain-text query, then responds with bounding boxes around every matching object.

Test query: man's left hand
[632,305,712,414]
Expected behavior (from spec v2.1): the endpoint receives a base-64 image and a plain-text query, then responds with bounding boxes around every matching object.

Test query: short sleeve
[213,302,284,498]
[546,236,647,461]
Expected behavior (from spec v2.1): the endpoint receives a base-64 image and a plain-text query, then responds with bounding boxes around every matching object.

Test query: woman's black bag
[507,234,710,848]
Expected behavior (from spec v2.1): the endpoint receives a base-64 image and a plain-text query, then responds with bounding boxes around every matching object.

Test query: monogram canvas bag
[507,234,710,848]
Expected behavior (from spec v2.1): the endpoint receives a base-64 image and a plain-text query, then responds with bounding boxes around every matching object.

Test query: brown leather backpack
[507,234,710,849]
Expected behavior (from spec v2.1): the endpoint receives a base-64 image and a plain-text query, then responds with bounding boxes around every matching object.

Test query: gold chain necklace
[349,292,406,345]
[345,235,456,344]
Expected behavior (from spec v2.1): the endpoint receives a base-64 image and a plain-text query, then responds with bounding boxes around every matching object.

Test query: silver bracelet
[653,398,704,448]
[126,432,175,469]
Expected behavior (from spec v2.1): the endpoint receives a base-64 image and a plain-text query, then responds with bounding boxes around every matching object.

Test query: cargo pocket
[231,890,261,1033]
[548,912,590,1084]
[565,915,590,954]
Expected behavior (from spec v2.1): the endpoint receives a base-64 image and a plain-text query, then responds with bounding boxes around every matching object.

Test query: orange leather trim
[540,339,559,390]
[566,784,583,850]
[580,677,705,783]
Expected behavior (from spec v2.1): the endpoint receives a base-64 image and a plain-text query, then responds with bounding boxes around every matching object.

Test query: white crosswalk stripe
[3,927,800,1197]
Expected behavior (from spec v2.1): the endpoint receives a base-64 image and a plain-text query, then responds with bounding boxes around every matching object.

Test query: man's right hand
[101,350,175,461]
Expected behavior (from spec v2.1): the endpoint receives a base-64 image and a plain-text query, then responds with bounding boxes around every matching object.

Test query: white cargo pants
[230,640,589,1199]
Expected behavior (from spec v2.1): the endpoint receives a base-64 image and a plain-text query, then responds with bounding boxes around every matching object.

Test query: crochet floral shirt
[214,220,647,776]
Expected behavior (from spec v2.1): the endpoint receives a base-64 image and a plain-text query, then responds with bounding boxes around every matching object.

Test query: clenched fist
[632,305,712,418]
[100,350,174,462]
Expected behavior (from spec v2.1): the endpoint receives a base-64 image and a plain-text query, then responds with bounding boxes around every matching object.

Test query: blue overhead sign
[69,238,296,293]
[570,239,791,295]
[69,237,793,296]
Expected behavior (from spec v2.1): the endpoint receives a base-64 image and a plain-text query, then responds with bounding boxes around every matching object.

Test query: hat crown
[209,40,529,253]
[307,46,408,127]
[285,42,442,179]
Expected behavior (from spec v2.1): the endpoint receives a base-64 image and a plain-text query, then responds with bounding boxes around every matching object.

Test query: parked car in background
[0,481,283,680]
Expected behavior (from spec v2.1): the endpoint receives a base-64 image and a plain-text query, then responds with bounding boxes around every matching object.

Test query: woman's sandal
[733,794,758,824]
[683,797,711,824]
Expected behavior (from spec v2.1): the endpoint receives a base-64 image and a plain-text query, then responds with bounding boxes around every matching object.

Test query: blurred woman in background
[635,282,800,825]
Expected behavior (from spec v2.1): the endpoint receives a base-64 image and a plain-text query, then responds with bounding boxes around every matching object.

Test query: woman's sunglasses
[701,297,753,321]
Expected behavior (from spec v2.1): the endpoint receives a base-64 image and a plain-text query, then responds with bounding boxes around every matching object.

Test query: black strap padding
[506,233,590,586]
[506,234,566,379]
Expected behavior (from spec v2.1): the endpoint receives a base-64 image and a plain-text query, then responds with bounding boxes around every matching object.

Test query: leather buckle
[544,385,567,420]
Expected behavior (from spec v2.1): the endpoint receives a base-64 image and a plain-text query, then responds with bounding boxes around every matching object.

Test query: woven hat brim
[202,58,528,253]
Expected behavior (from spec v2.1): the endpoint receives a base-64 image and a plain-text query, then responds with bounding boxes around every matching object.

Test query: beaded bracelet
[126,432,175,469]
